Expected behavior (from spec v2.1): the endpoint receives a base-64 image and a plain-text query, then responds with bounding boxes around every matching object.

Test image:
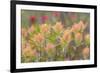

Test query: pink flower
[53,22,64,32]
[41,15,48,23]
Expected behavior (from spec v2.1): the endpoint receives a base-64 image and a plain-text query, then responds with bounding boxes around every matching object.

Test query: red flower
[41,15,48,23]
[29,16,36,23]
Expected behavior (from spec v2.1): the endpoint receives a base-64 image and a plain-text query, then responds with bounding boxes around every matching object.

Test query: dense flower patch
[21,11,90,63]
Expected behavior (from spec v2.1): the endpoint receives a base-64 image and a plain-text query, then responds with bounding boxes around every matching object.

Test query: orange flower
[40,24,50,33]
[71,23,80,32]
[22,42,37,57]
[53,22,63,32]
[75,32,82,41]
[34,33,44,42]
[61,29,72,43]
[71,21,86,32]
[82,47,90,59]
[45,43,55,51]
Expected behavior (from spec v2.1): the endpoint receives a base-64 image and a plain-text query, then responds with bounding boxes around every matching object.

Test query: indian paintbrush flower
[71,21,86,33]
[53,22,63,32]
[40,24,50,33]
[62,29,72,42]
[33,33,44,43]
[75,32,83,41]
[44,43,55,52]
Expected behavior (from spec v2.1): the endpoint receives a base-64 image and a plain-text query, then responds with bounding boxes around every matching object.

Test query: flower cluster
[21,19,90,63]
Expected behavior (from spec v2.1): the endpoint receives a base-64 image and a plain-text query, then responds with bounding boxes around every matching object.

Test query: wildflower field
[21,10,90,63]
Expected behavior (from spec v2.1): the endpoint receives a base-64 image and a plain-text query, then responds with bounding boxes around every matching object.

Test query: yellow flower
[34,33,44,43]
[82,47,90,59]
[53,22,63,32]
[40,24,50,33]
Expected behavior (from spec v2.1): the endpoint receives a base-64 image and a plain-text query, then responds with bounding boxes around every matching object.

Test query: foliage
[21,11,90,63]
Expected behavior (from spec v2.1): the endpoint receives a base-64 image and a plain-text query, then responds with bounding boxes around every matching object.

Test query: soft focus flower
[75,32,82,41]
[61,29,72,43]
[40,24,50,33]
[41,15,48,23]
[82,47,90,59]
[30,16,36,23]
[33,33,44,42]
[53,22,63,32]
[28,25,35,33]
[22,42,37,57]
[21,28,28,37]
[22,47,37,58]
[71,21,86,33]
[71,23,80,32]
[44,43,55,52]
[21,13,90,62]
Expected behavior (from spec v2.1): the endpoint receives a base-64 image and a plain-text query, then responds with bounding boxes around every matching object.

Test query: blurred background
[21,10,90,30]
